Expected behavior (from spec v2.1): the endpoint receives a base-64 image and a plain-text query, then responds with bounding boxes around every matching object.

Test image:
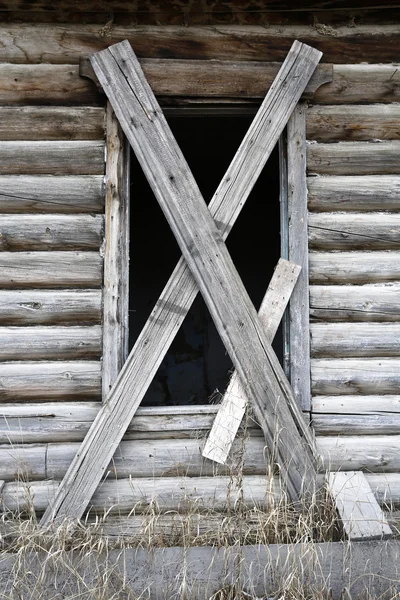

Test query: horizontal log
[0,107,105,141]
[1,23,400,65]
[313,395,400,414]
[306,105,400,142]
[307,141,400,176]
[0,252,102,288]
[0,215,104,251]
[307,176,400,212]
[311,358,400,395]
[309,252,400,284]
[318,436,400,473]
[313,414,400,436]
[0,175,104,213]
[0,141,104,175]
[310,284,400,322]
[0,326,101,361]
[311,323,400,358]
[0,361,101,401]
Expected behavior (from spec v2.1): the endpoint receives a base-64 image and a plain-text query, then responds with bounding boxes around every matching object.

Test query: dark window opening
[129,116,282,406]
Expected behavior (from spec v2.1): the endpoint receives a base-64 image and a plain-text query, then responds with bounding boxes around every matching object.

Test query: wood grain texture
[309,252,400,284]
[0,215,104,251]
[102,104,130,399]
[309,214,400,250]
[0,141,104,175]
[306,105,400,142]
[311,323,400,358]
[319,436,400,473]
[203,259,301,465]
[0,252,102,288]
[311,358,400,395]
[0,107,105,141]
[0,290,101,325]
[307,141,400,176]
[310,285,400,322]
[41,39,322,526]
[307,176,400,212]
[0,361,101,401]
[0,175,104,213]
[313,395,400,415]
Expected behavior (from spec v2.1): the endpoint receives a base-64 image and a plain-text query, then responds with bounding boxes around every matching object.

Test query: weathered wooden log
[308,214,400,251]
[311,358,400,395]
[318,436,400,473]
[313,395,400,415]
[313,414,400,436]
[0,361,101,401]
[309,252,400,284]
[0,107,105,141]
[307,141,400,176]
[307,176,400,213]
[310,323,400,358]
[0,326,102,361]
[0,175,104,213]
[306,105,400,142]
[0,252,102,288]
[0,141,104,175]
[310,284,400,322]
[0,290,101,325]
[0,215,104,251]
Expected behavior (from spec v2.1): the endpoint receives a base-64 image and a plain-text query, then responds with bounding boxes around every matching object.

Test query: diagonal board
[203,259,301,465]
[41,40,321,525]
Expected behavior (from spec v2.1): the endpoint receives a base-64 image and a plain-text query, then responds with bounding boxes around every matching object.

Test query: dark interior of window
[129,115,281,406]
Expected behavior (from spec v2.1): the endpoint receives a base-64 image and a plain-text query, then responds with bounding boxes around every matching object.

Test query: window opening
[129,115,281,406]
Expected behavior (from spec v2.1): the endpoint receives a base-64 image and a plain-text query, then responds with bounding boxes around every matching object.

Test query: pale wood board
[203,259,301,465]
[307,141,400,176]
[307,176,400,213]
[0,141,104,176]
[309,252,400,284]
[318,436,400,473]
[40,39,322,526]
[327,471,392,540]
[313,414,400,436]
[311,322,400,357]
[312,358,400,395]
[313,395,400,415]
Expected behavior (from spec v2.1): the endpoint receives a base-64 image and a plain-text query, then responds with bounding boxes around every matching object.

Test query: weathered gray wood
[307,141,400,176]
[0,215,104,251]
[40,39,322,526]
[0,252,102,288]
[0,175,104,213]
[287,104,311,412]
[309,214,400,251]
[311,358,400,395]
[0,326,101,361]
[307,176,400,213]
[327,471,392,540]
[0,107,105,141]
[0,362,101,401]
[306,105,400,142]
[313,395,400,415]
[309,252,400,284]
[313,414,400,436]
[311,323,400,358]
[203,259,301,465]
[319,437,400,473]
[0,444,47,481]
[0,290,101,325]
[0,141,104,176]
[102,103,130,399]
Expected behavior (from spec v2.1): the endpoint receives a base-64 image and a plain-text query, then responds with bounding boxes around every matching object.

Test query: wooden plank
[0,175,104,213]
[307,141,400,176]
[0,107,105,141]
[203,259,301,464]
[287,103,311,412]
[0,326,101,361]
[309,214,400,251]
[327,471,392,540]
[0,290,101,325]
[306,105,400,142]
[311,323,400,358]
[311,358,400,395]
[307,176,400,213]
[40,40,322,526]
[0,215,104,251]
[313,414,400,436]
[102,103,130,399]
[319,437,400,473]
[313,395,400,415]
[309,252,400,284]
[0,361,101,401]
[0,141,104,176]
[0,252,102,289]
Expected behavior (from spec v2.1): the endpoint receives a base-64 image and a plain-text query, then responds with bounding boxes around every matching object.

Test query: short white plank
[328,471,392,540]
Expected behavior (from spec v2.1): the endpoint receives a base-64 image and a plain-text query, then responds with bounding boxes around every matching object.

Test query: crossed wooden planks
[41,40,321,525]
